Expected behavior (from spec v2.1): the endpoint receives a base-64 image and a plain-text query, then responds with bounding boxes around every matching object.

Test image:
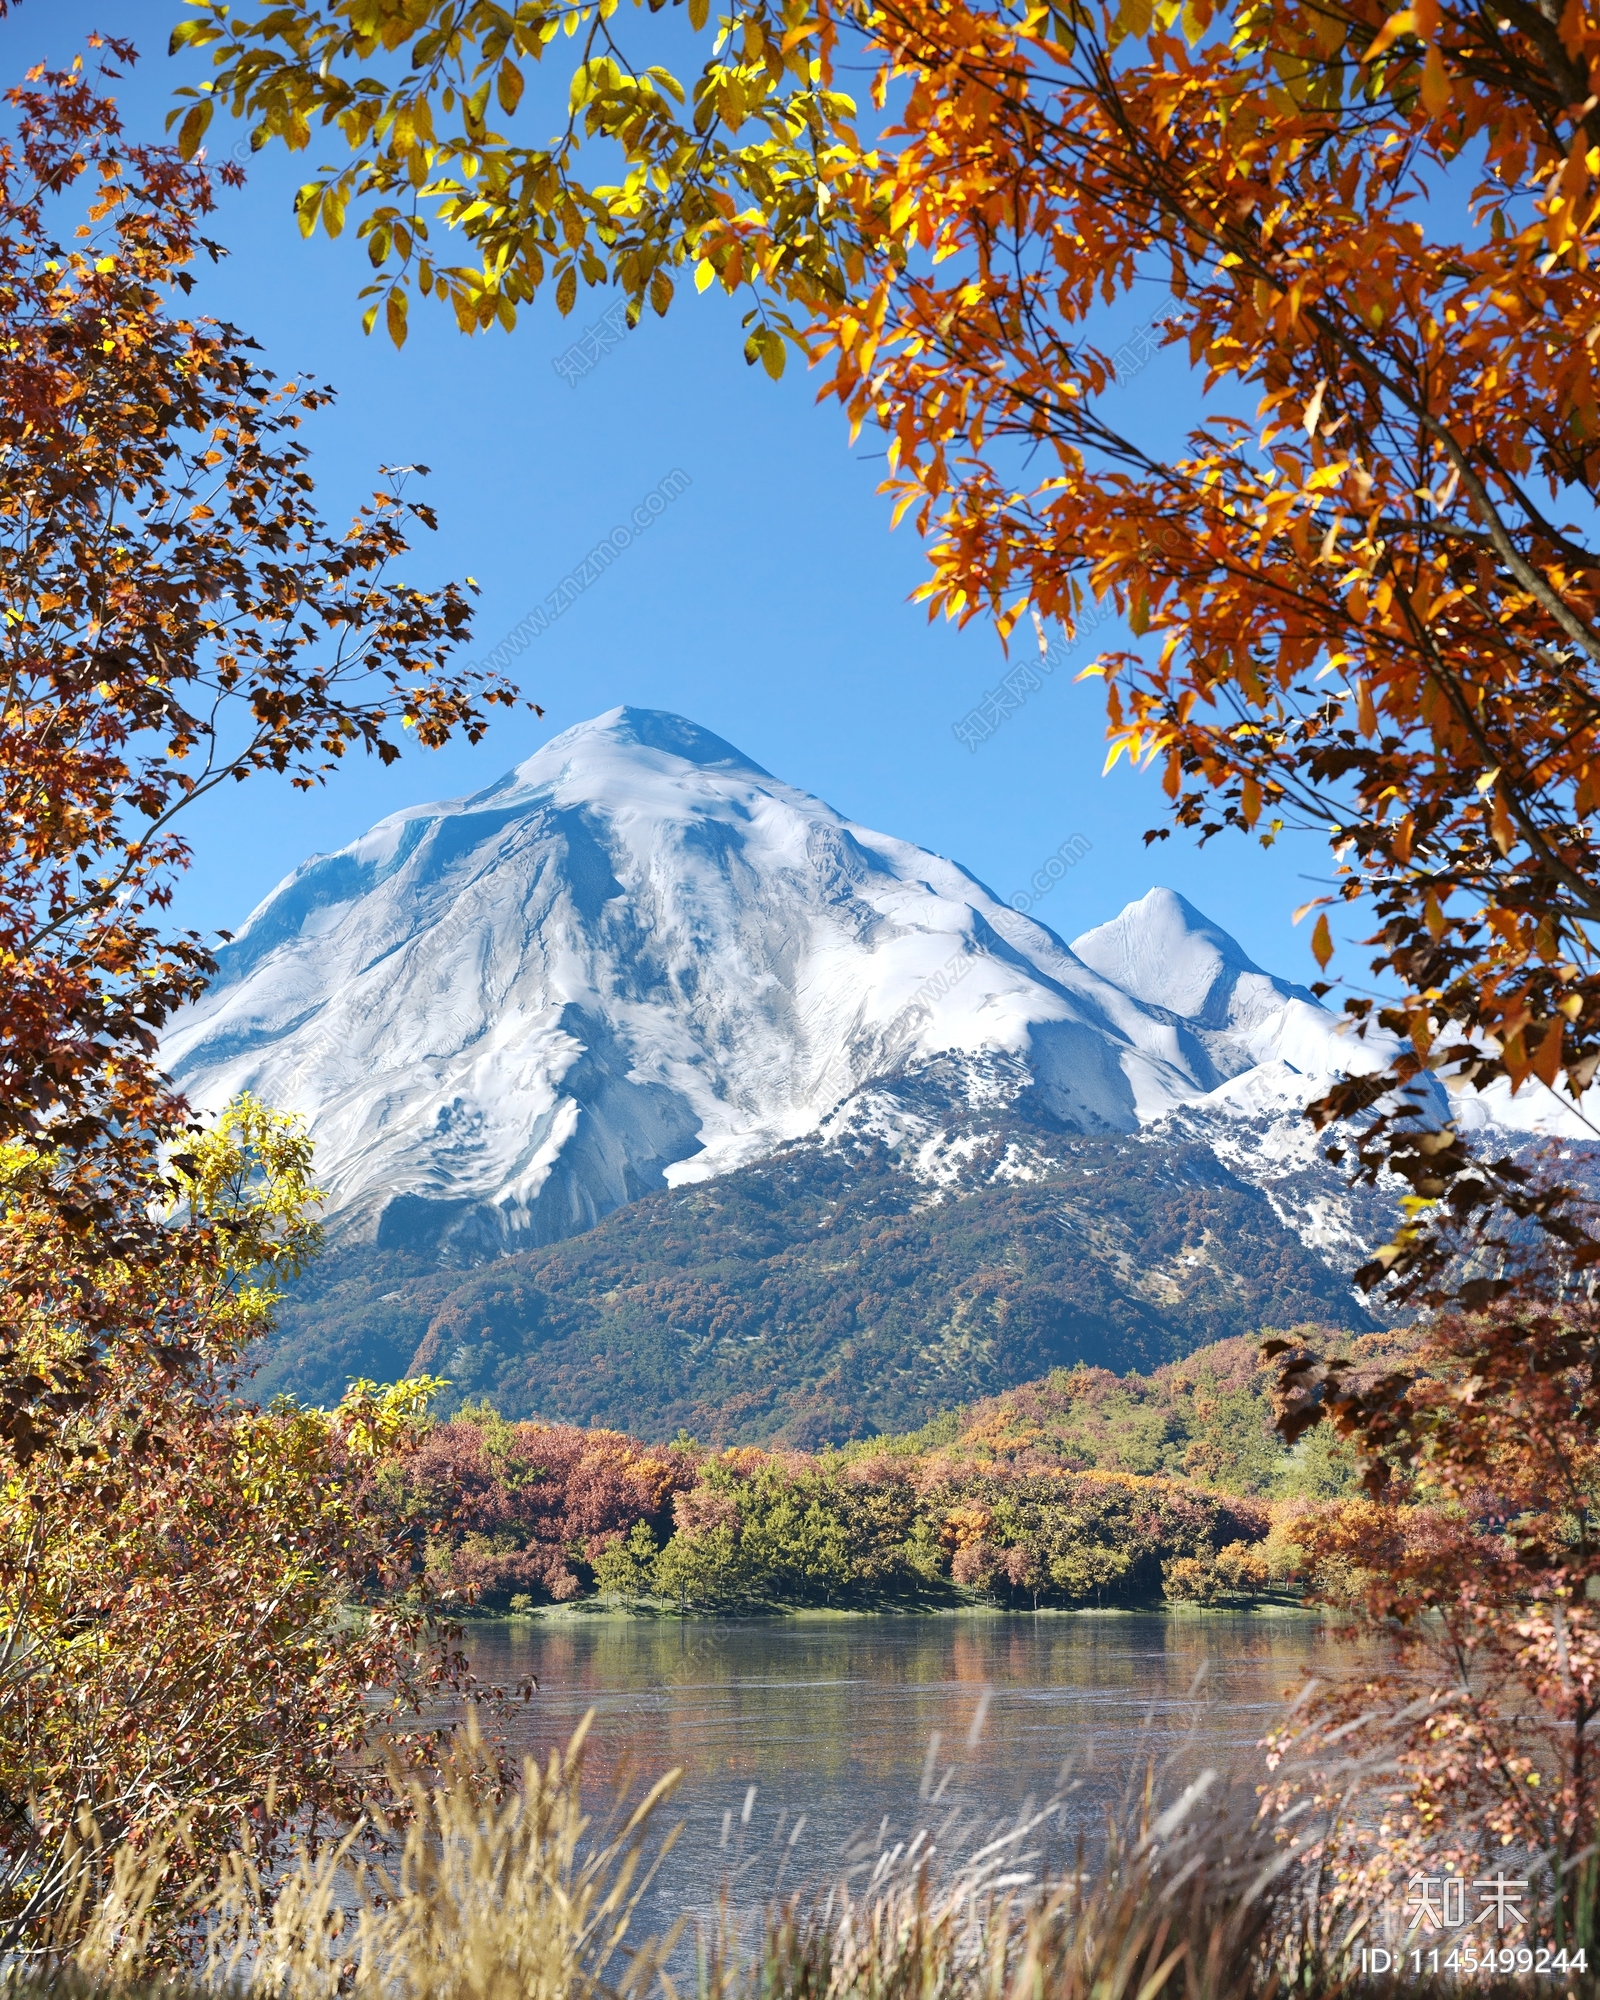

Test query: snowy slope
[165,708,1421,1261]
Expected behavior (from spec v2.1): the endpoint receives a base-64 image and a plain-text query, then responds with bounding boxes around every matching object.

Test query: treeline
[381,1334,1398,1612]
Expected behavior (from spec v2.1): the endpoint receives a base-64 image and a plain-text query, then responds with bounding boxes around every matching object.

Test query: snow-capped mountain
[164,707,1407,1264]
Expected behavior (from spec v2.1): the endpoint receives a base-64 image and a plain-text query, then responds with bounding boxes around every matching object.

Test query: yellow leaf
[1179,0,1213,39]
[1310,913,1334,970]
[1302,377,1327,436]
[385,290,408,349]
[176,100,212,162]
[321,180,349,241]
[1394,814,1414,866]
[295,183,323,241]
[1490,788,1514,857]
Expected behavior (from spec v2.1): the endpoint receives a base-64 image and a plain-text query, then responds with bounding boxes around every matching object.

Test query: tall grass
[706,1764,1299,2000]
[6,1714,1593,1999]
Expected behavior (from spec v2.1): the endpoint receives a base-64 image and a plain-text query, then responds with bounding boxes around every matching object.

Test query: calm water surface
[465,1610,1364,1930]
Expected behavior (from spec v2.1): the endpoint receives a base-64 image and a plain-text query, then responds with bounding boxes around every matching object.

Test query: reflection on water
[465,1609,1363,1931]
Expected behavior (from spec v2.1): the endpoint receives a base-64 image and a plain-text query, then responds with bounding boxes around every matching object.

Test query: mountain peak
[492,706,773,794]
[1070,887,1301,1028]
[165,709,1383,1260]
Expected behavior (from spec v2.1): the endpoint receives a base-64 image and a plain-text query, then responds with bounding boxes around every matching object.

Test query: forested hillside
[385,1332,1402,1613]
[257,1130,1374,1444]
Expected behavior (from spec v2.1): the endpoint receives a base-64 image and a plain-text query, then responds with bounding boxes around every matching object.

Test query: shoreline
[469,1596,1323,1627]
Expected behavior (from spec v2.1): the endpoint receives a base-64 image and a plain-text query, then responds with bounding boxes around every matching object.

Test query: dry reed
[4,1712,1593,2000]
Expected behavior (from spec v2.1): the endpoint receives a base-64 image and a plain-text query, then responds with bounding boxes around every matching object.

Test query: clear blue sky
[1,3,1348,981]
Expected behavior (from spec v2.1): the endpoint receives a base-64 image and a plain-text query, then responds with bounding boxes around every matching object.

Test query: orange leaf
[1363,7,1417,60]
[1419,45,1453,118]
[1310,913,1334,970]
[1532,1017,1565,1089]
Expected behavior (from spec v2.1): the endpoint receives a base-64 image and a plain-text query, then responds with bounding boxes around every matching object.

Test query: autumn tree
[0,43,525,1486]
[392,1407,691,1606]
[0,46,530,1955]
[0,43,519,1208]
[0,1098,469,1955]
[1263,1298,1600,1944]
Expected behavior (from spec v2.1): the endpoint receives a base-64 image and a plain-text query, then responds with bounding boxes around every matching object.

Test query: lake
[464,1609,1364,1941]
